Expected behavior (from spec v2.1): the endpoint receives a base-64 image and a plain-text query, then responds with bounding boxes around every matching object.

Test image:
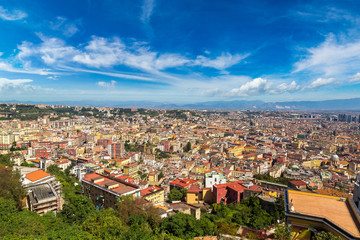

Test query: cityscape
[1,104,360,239]
[2,0,360,240]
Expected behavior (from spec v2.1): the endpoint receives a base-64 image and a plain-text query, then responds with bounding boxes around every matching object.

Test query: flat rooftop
[83,173,138,195]
[27,183,57,205]
[288,190,360,237]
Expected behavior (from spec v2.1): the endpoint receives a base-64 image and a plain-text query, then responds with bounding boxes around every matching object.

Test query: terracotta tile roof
[248,184,263,192]
[187,184,202,193]
[141,186,163,196]
[25,170,50,182]
[170,178,199,188]
[289,180,307,186]
[227,183,246,192]
[214,180,245,189]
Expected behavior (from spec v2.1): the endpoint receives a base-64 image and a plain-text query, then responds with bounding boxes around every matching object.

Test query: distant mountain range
[3,98,360,111]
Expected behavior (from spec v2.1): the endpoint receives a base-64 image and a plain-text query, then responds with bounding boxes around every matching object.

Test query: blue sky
[1,0,360,103]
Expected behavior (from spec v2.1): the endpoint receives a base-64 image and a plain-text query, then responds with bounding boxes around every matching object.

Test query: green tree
[21,161,36,167]
[161,213,202,239]
[313,231,343,240]
[273,195,285,222]
[274,225,291,240]
[82,208,127,239]
[0,197,17,221]
[117,196,142,223]
[183,142,191,152]
[0,165,26,209]
[168,188,183,202]
[198,216,217,236]
[10,141,16,151]
[59,194,96,224]
[0,154,13,167]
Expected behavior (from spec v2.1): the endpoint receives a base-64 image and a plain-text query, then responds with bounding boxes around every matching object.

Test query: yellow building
[244,146,257,152]
[140,186,164,204]
[76,147,86,155]
[186,185,213,204]
[148,172,159,185]
[227,145,245,156]
[114,158,131,168]
[123,162,138,178]
[302,160,322,168]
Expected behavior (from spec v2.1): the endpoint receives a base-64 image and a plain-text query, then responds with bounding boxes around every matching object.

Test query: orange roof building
[25,170,50,182]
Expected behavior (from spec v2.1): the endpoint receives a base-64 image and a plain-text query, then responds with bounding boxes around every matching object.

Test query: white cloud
[0,6,27,21]
[294,34,360,76]
[61,66,156,81]
[50,17,79,37]
[18,34,78,65]
[269,81,300,94]
[73,36,125,67]
[73,37,191,73]
[292,6,359,25]
[307,77,336,89]
[97,80,117,88]
[226,78,270,96]
[0,78,33,91]
[141,0,155,23]
[154,54,190,70]
[17,35,247,74]
[203,78,301,97]
[194,53,249,70]
[0,61,53,75]
[350,73,360,83]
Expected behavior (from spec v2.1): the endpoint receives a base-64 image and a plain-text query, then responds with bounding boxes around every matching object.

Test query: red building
[97,139,111,149]
[52,141,68,149]
[35,148,50,159]
[108,142,125,159]
[213,181,262,204]
[38,141,51,148]
[66,148,76,156]
[163,141,170,152]
[170,178,200,190]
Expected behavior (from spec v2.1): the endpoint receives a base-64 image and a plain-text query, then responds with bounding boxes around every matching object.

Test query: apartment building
[140,186,164,204]
[82,173,141,209]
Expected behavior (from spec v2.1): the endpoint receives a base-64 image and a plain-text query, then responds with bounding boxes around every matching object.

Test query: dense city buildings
[2,103,360,238]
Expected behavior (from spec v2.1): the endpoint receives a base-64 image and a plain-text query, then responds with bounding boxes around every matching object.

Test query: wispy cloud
[141,0,155,23]
[0,6,27,21]
[0,61,54,75]
[0,78,54,100]
[15,34,248,79]
[306,77,336,89]
[294,34,360,77]
[60,66,156,82]
[0,77,32,89]
[97,80,117,88]
[50,16,79,37]
[194,53,249,71]
[291,6,359,25]
[18,34,78,65]
[0,78,51,94]
[349,73,360,83]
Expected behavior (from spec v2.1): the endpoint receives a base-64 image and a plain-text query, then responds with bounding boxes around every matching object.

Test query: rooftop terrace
[287,190,360,238]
